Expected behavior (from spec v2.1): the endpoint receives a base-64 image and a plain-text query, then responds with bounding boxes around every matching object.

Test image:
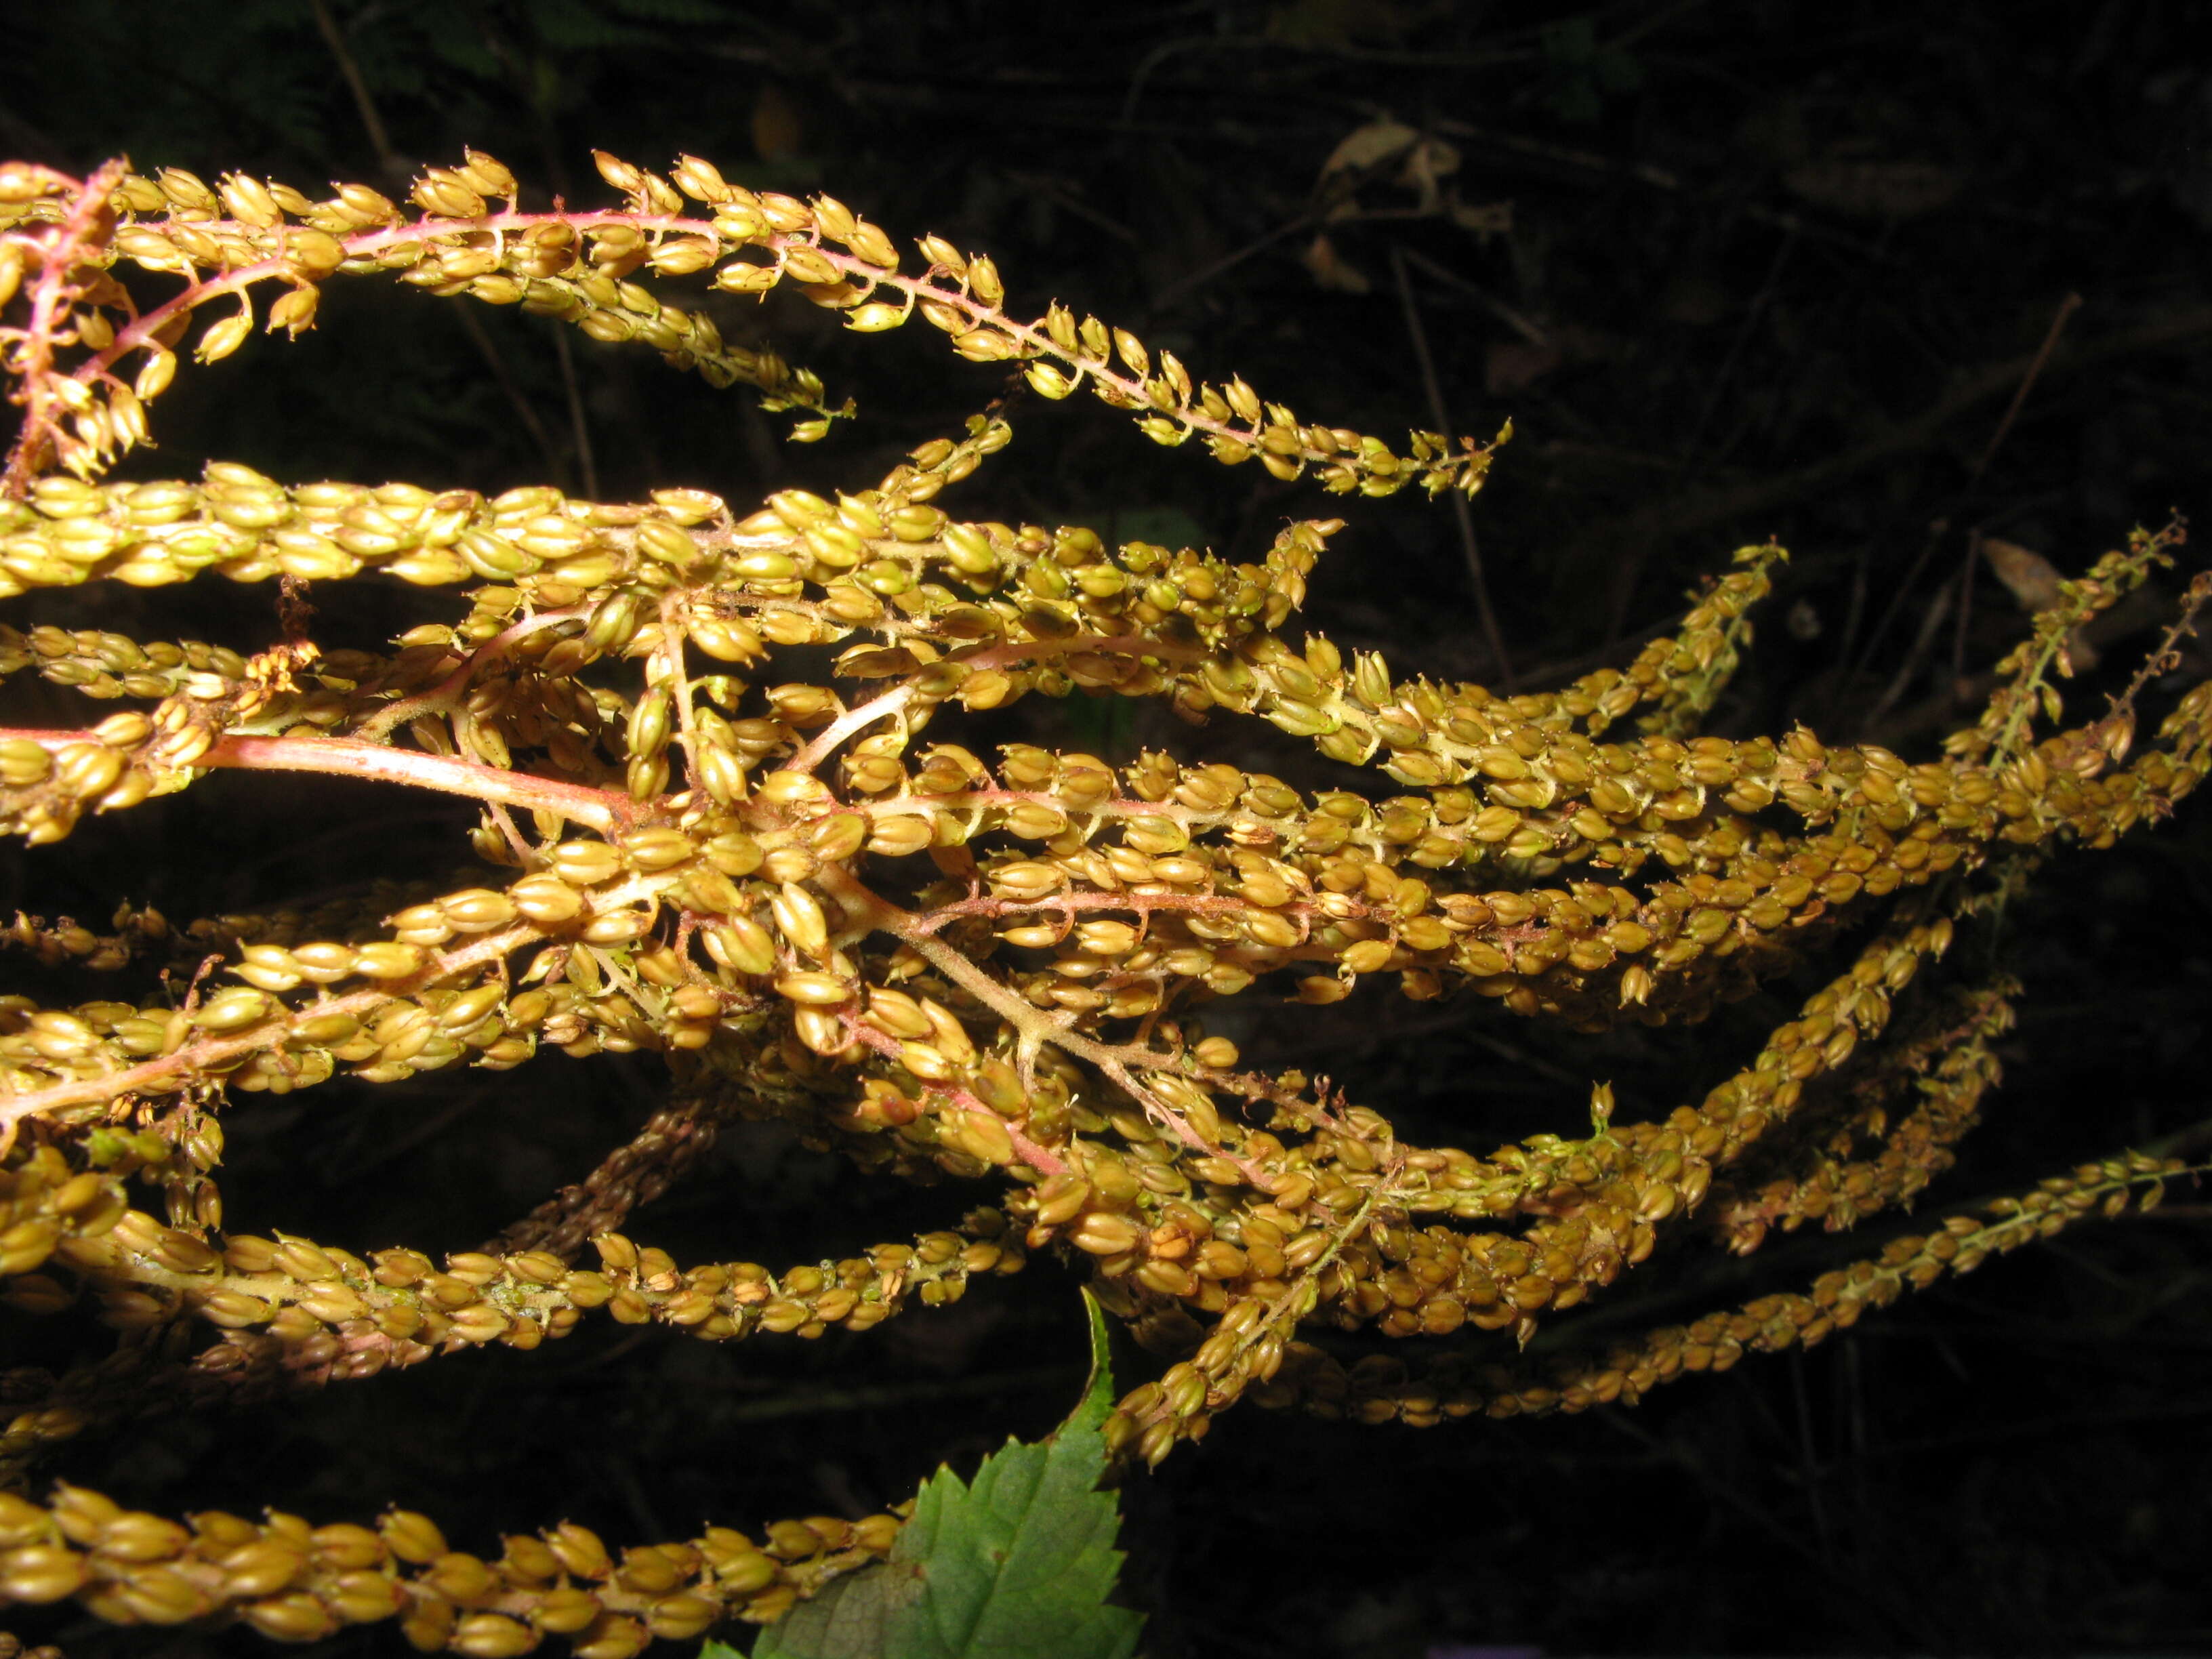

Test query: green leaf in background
[737,1291,1141,1659]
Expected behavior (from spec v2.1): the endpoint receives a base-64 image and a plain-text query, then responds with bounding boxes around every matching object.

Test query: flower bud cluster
[3,151,2207,1644]
[0,1481,897,1648]
[1256,1154,2190,1428]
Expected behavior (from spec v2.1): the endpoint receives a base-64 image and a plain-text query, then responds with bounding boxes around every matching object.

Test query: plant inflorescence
[0,148,2205,1652]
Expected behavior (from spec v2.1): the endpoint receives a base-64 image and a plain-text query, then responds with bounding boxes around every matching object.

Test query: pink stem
[0,921,539,1132]
[0,727,630,832]
[208,735,628,830]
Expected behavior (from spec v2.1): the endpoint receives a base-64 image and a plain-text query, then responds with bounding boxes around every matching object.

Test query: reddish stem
[0,727,630,832]
[0,920,540,1134]
[2,159,130,494]
[209,735,629,830]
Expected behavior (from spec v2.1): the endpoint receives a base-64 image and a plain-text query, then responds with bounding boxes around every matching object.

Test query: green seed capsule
[195,988,274,1032]
[634,517,700,572]
[583,588,647,655]
[941,523,998,575]
[626,690,672,759]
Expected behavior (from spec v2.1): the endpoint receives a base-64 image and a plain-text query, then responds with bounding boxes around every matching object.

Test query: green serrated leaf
[1067,1287,1116,1438]
[748,1292,1139,1659]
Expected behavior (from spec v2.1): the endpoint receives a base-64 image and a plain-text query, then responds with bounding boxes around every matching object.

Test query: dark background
[4,2,2212,1653]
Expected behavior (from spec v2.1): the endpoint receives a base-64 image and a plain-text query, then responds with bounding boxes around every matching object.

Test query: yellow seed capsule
[699,831,764,876]
[195,987,274,1032]
[400,1593,458,1653]
[298,1282,368,1324]
[770,882,830,958]
[703,916,777,977]
[194,310,253,365]
[55,741,126,800]
[240,1591,335,1641]
[531,1584,605,1633]
[552,841,624,886]
[774,972,851,1006]
[573,1614,651,1659]
[326,1569,403,1623]
[0,1541,86,1603]
[92,1511,191,1565]
[697,745,748,805]
[867,814,935,857]
[509,874,583,923]
[1069,1212,1142,1256]
[379,1510,447,1565]
[1340,939,1395,975]
[453,1613,536,1658]
[311,1523,389,1570]
[352,942,424,979]
[0,739,54,785]
[449,1304,511,1343]
[953,1110,1015,1166]
[440,888,518,931]
[621,826,695,870]
[546,1521,614,1582]
[218,1538,307,1597]
[270,1236,343,1282]
[646,1594,720,1641]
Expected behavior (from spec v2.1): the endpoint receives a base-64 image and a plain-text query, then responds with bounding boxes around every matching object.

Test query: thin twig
[450,303,571,491]
[1864,584,1953,733]
[1967,292,2082,492]
[1147,211,1318,319]
[1677,226,1797,474]
[310,0,403,174]
[1394,244,1549,347]
[1948,526,1982,695]
[551,321,600,500]
[1845,291,2086,712]
[1389,244,1516,687]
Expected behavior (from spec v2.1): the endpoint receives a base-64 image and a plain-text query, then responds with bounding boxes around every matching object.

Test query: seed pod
[194,987,274,1032]
[55,742,127,800]
[440,889,518,932]
[573,1613,651,1659]
[1070,1212,1143,1256]
[218,1538,307,1596]
[769,882,830,958]
[773,971,850,1006]
[352,942,425,980]
[621,826,695,871]
[194,308,253,365]
[644,1594,719,1641]
[509,874,583,923]
[451,1612,535,1657]
[703,916,777,977]
[531,1584,605,1633]
[1032,1174,1092,1228]
[867,813,935,857]
[240,1591,335,1641]
[378,1509,447,1565]
[0,739,53,785]
[583,588,646,655]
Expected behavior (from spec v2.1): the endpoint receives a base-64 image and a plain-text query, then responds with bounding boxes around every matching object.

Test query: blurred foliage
[3,1,2210,1653]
